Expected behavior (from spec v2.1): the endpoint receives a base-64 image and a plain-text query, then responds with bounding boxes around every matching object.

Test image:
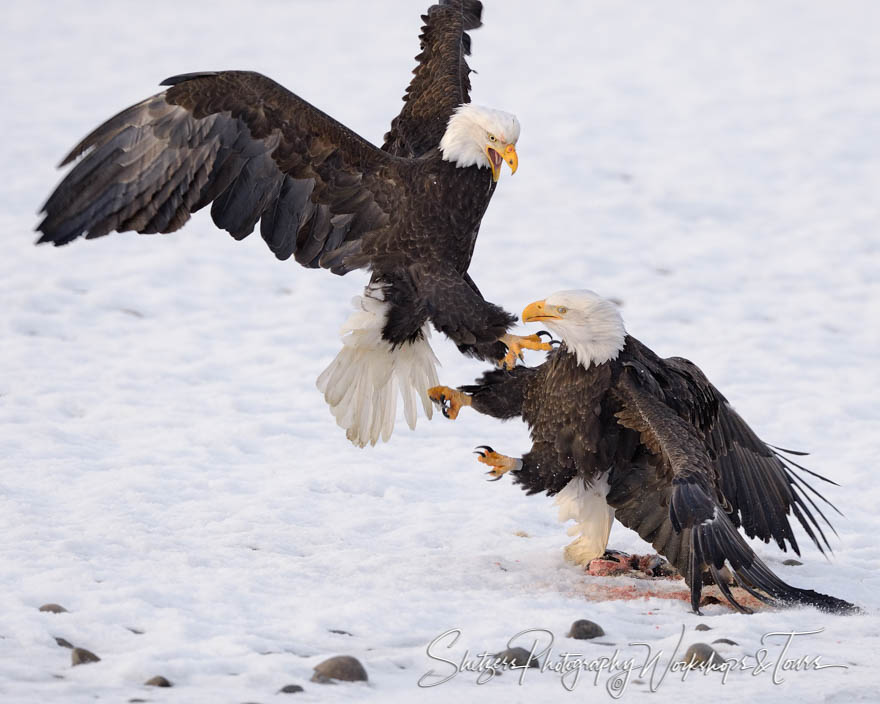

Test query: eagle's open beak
[522,299,561,323]
[486,144,518,182]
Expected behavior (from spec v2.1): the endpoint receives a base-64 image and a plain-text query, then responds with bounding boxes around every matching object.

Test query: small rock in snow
[495,647,540,668]
[311,655,368,683]
[783,559,803,566]
[328,629,352,636]
[695,623,711,631]
[712,638,739,646]
[71,647,100,666]
[681,643,718,667]
[39,604,68,614]
[278,684,305,693]
[145,675,173,687]
[567,619,605,639]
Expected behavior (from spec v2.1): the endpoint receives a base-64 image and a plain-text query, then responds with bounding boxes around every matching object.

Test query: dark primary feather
[382,0,483,157]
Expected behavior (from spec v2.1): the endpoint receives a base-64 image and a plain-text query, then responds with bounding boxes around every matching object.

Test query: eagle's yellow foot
[428,385,472,420]
[474,445,519,481]
[499,333,554,370]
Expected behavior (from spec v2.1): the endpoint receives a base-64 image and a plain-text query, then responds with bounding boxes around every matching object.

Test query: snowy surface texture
[3,1,880,702]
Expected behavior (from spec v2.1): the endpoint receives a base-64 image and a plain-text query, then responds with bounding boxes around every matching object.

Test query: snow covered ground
[2,0,880,701]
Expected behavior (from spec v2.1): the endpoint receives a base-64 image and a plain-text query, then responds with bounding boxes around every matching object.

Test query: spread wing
[610,368,854,614]
[37,71,405,274]
[382,0,483,157]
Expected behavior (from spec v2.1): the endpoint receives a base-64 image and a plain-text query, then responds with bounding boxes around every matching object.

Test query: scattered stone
[145,675,172,687]
[279,684,304,694]
[783,559,803,566]
[695,623,711,631]
[328,629,352,636]
[699,595,722,606]
[54,637,74,649]
[129,699,147,703]
[712,638,739,646]
[71,647,101,666]
[39,604,68,614]
[494,647,539,668]
[681,643,718,667]
[514,530,530,538]
[311,655,368,683]
[567,619,605,640]
[126,627,144,635]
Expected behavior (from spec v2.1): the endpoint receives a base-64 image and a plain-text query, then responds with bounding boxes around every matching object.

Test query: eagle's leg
[474,445,521,479]
[427,386,472,420]
[499,333,553,370]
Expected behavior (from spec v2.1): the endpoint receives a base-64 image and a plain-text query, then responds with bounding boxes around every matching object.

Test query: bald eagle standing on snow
[35,0,548,447]
[429,291,855,613]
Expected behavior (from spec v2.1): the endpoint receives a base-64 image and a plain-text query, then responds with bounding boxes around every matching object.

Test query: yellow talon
[474,445,518,480]
[499,333,553,369]
[428,385,472,420]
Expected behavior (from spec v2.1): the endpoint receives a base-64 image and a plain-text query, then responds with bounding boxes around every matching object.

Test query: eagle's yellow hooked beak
[522,299,561,323]
[486,143,518,182]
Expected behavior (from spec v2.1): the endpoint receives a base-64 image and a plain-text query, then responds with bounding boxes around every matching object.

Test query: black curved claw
[548,339,562,347]
[441,405,450,419]
[486,473,503,482]
[475,445,494,454]
[536,330,555,341]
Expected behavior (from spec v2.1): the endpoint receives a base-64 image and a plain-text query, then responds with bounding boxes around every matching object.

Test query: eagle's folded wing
[611,369,854,614]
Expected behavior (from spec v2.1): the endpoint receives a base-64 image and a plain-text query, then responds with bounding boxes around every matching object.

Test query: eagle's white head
[439,104,520,181]
[522,290,626,369]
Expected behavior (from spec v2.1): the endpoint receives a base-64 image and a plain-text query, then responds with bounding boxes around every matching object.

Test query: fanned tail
[316,285,439,448]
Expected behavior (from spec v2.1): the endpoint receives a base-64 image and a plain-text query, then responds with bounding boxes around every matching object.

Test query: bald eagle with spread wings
[36,0,548,447]
[429,291,855,613]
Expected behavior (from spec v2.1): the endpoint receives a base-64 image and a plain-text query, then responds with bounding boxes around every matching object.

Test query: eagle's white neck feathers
[439,104,520,169]
[542,291,626,369]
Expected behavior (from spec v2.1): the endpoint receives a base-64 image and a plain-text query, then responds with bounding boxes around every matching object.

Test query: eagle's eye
[557,306,568,314]
[487,133,497,142]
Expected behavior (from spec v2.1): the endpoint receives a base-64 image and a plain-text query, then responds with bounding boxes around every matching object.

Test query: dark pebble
[495,647,539,668]
[54,637,74,649]
[39,604,68,614]
[71,647,101,666]
[783,559,803,566]
[567,619,605,640]
[328,629,352,636]
[126,627,145,635]
[279,684,304,693]
[681,643,718,667]
[311,655,368,683]
[695,623,711,631]
[712,638,739,646]
[145,675,173,687]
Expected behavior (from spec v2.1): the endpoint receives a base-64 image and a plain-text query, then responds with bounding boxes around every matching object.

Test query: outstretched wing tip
[159,71,219,87]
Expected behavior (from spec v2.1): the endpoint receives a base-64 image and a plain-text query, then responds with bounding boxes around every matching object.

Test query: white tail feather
[554,474,615,565]
[316,285,440,448]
